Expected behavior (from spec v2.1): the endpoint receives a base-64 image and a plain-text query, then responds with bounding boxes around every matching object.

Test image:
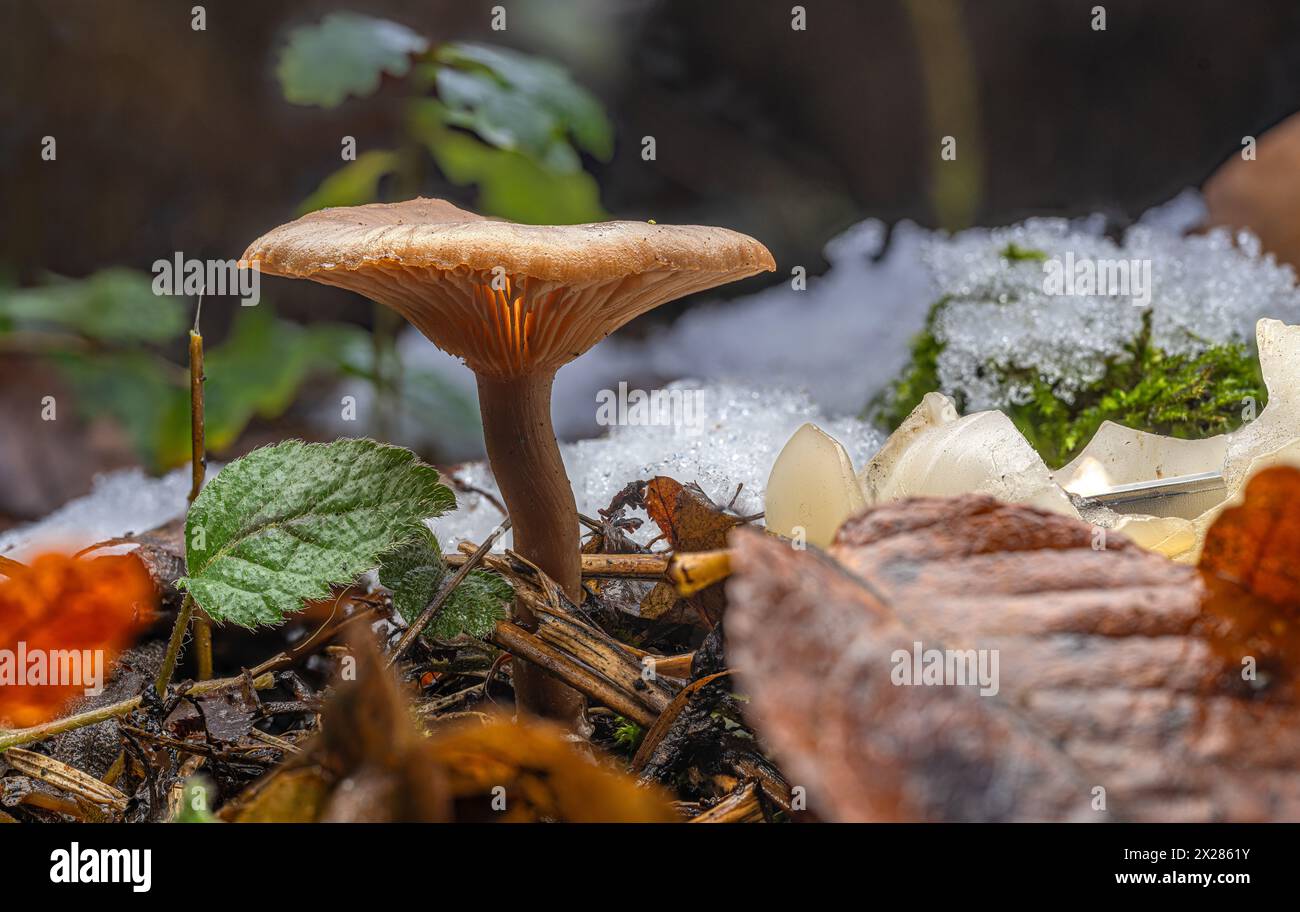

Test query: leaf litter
[5,431,1300,823]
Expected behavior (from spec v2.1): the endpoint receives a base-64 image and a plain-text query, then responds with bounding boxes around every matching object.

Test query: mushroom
[242,198,774,716]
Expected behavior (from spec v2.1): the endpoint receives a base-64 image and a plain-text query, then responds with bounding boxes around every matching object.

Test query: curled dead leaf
[727,495,1300,822]
[642,477,739,625]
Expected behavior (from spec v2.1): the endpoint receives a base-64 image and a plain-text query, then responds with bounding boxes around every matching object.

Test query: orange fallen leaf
[643,477,739,552]
[642,477,739,625]
[0,552,156,727]
[1200,465,1300,607]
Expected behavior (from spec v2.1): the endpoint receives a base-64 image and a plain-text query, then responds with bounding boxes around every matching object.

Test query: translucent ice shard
[764,423,866,548]
[1224,318,1300,490]
[859,392,1079,517]
[1056,423,1228,490]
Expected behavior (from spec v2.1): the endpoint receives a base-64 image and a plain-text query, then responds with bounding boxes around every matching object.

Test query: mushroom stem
[476,370,587,722]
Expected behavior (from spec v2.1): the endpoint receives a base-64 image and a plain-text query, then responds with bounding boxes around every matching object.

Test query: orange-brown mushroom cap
[241,198,776,379]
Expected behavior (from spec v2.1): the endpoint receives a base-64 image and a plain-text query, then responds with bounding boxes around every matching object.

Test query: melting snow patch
[433,382,884,551]
[925,206,1300,411]
[0,468,192,562]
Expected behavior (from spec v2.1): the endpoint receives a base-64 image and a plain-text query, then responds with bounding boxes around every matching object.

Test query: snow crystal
[924,207,1300,410]
[0,467,192,562]
[432,382,884,551]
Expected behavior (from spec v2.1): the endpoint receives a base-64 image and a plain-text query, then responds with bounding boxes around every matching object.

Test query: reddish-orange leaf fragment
[642,477,738,625]
[0,552,156,726]
[1200,466,1300,608]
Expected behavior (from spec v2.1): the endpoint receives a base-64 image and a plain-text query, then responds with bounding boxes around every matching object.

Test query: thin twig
[444,474,507,517]
[490,620,657,727]
[4,747,129,812]
[188,296,212,681]
[0,671,274,753]
[386,517,511,668]
[690,780,765,823]
[247,605,378,678]
[155,593,196,697]
[446,550,670,579]
[0,554,27,578]
[245,728,303,755]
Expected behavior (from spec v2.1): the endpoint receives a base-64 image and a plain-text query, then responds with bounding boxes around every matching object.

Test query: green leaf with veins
[179,439,455,628]
[435,67,580,173]
[277,13,429,108]
[436,42,613,162]
[379,525,511,641]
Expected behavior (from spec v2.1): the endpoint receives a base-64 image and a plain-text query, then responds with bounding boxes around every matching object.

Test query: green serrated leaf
[378,524,446,622]
[277,13,429,108]
[436,42,613,161]
[180,439,455,628]
[379,525,510,641]
[439,571,511,639]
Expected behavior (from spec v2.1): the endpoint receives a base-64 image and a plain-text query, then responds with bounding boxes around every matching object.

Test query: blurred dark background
[2,0,1299,523]
[7,0,1300,288]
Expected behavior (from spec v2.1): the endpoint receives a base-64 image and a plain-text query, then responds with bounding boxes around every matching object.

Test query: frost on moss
[874,308,1263,468]
[871,218,1297,468]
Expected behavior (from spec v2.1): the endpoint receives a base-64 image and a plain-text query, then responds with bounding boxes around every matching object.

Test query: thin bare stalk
[188,312,212,681]
[155,594,195,697]
[0,671,274,753]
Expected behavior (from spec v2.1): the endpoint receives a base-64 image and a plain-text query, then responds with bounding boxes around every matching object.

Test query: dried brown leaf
[1200,466,1300,607]
[424,716,680,822]
[643,477,738,624]
[727,495,1300,822]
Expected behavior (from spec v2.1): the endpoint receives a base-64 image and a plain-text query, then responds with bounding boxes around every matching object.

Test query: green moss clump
[612,716,644,752]
[999,242,1049,263]
[872,305,1266,469]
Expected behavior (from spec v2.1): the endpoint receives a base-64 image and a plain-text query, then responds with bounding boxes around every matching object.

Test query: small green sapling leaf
[277,13,429,108]
[179,439,454,628]
[379,525,511,641]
